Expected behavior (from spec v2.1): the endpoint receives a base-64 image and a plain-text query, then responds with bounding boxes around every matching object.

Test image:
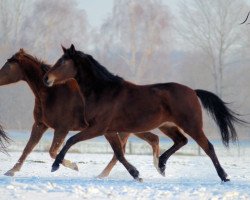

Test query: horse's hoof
[96,173,107,179]
[4,170,15,176]
[153,156,162,175]
[72,162,79,171]
[158,159,166,177]
[155,165,165,177]
[135,177,143,182]
[51,163,60,172]
[96,175,105,179]
[160,170,165,177]
[158,166,166,177]
[223,178,230,182]
[221,173,230,182]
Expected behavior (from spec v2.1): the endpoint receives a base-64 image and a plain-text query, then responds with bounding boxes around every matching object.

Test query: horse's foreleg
[134,132,160,174]
[51,129,103,172]
[97,132,131,178]
[158,126,188,176]
[104,133,142,182]
[4,123,47,176]
[49,130,78,171]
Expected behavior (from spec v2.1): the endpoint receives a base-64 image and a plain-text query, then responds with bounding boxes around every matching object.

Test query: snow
[0,152,250,200]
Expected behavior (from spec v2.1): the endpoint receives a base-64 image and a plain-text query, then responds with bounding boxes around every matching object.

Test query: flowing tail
[195,89,245,147]
[0,124,10,154]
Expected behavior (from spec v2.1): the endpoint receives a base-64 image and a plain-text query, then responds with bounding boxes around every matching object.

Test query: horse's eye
[61,60,65,64]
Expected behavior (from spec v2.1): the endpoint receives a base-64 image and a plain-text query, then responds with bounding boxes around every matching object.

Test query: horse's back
[123,81,196,100]
[150,82,200,107]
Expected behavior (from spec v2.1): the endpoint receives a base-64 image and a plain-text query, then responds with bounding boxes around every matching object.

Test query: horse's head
[44,44,78,87]
[0,49,25,86]
[44,44,122,87]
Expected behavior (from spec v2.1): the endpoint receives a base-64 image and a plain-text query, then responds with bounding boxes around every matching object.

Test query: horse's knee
[205,141,216,156]
[208,141,215,151]
[115,154,123,162]
[175,135,188,146]
[114,152,125,163]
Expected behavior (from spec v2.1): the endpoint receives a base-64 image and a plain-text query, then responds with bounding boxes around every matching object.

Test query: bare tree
[20,0,90,61]
[0,0,32,129]
[94,0,172,83]
[0,1,91,129]
[177,0,246,97]
[0,0,28,55]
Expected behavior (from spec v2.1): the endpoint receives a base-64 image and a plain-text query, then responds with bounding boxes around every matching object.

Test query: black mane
[69,50,124,84]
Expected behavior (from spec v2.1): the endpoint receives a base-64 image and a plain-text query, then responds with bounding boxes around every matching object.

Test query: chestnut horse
[44,45,244,182]
[0,49,160,177]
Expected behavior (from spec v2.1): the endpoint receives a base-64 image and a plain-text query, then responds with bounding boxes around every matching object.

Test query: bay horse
[0,49,160,177]
[44,44,244,182]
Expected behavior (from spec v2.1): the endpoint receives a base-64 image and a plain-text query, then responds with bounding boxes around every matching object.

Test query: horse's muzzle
[43,75,54,87]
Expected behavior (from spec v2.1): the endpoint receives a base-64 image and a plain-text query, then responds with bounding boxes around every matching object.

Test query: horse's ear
[19,48,25,54]
[69,44,76,55]
[61,45,67,53]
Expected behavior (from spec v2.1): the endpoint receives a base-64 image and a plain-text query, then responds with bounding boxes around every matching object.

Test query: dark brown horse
[0,49,160,177]
[44,44,244,182]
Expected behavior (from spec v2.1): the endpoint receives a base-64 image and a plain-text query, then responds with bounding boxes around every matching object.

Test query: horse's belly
[42,109,84,131]
[109,110,164,133]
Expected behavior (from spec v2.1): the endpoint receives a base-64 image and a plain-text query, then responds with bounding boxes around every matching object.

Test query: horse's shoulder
[65,80,81,93]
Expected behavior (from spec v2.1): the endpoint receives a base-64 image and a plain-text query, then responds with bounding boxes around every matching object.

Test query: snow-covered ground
[0,152,250,200]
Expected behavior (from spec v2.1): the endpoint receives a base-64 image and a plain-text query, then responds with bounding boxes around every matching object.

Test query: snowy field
[0,152,250,200]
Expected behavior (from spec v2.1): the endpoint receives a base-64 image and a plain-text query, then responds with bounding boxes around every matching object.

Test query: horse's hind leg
[97,132,130,178]
[104,133,142,182]
[158,126,188,176]
[4,123,48,176]
[134,132,160,173]
[192,130,229,182]
[49,129,78,171]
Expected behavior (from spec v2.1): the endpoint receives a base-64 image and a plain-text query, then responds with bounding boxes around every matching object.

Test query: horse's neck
[23,63,45,98]
[77,78,91,98]
[76,68,122,101]
[76,67,94,96]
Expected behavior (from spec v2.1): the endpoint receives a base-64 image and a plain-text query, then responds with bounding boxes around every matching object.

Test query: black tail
[195,89,245,147]
[0,124,10,154]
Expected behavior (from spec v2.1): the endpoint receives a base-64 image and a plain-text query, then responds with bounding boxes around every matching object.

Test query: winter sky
[77,0,180,28]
